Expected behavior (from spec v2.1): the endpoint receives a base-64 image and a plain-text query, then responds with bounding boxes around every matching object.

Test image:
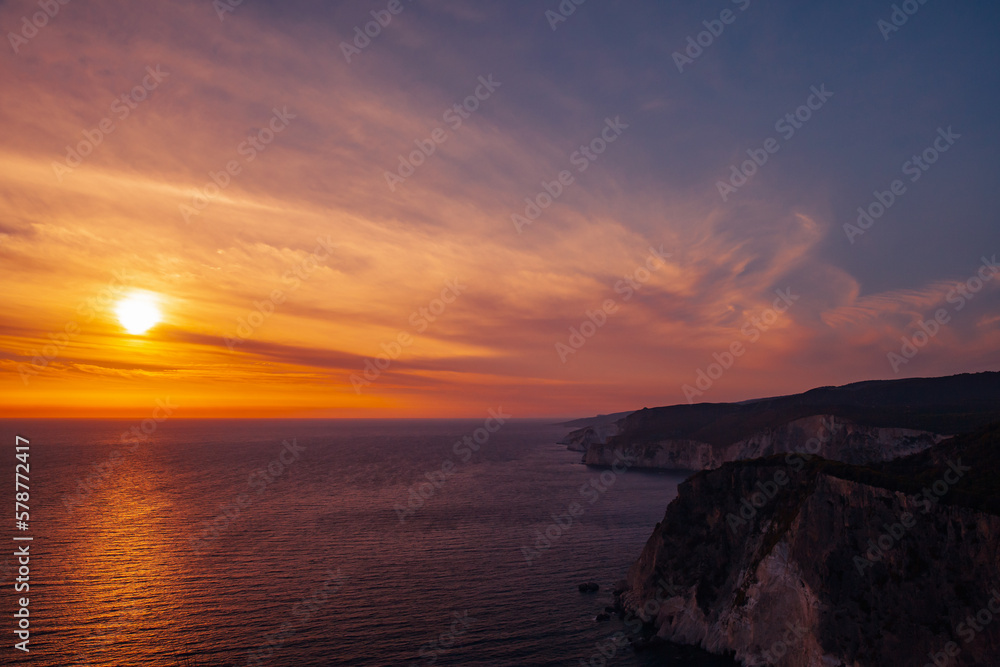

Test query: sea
[0,419,738,666]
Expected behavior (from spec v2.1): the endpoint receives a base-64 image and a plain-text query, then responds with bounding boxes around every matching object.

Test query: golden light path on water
[9,419,724,666]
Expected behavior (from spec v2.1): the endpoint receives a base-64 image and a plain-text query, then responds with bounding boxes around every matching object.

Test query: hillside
[567,372,1000,471]
[616,422,1000,666]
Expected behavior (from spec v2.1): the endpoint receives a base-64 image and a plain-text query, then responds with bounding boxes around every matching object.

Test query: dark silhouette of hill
[614,372,1000,447]
[557,410,634,428]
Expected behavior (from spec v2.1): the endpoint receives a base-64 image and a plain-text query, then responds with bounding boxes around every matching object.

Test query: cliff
[581,372,1000,471]
[583,414,944,470]
[617,423,1000,666]
[559,420,624,452]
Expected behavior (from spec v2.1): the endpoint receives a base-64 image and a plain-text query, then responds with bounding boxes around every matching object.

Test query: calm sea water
[0,419,737,666]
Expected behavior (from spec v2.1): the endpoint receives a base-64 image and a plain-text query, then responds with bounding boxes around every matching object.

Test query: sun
[115,291,162,335]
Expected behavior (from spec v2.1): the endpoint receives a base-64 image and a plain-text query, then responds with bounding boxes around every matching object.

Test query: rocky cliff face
[617,436,1000,666]
[559,420,622,452]
[585,414,943,471]
[584,436,716,469]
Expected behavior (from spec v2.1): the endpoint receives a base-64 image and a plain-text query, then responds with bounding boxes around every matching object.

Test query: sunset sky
[1,0,998,418]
